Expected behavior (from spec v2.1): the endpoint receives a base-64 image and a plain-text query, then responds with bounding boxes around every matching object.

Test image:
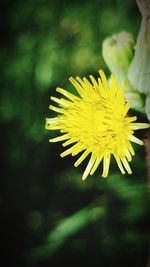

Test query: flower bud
[102,31,134,89]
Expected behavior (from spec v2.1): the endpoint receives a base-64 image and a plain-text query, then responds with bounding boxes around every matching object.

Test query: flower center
[63,97,123,154]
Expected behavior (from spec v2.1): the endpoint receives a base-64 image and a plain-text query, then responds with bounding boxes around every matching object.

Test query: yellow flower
[45,70,149,180]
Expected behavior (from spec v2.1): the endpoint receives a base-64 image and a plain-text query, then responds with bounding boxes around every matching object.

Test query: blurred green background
[1,0,149,266]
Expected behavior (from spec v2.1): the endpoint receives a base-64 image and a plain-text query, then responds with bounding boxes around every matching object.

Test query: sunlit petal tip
[121,157,132,174]
[74,161,80,168]
[56,86,62,92]
[62,138,76,147]
[102,172,108,178]
[129,134,144,145]
[131,123,150,130]
[81,156,95,180]
[75,76,81,80]
[62,143,66,147]
[101,175,108,178]
[82,173,88,181]
[60,152,65,158]
[45,118,50,123]
[60,148,72,157]
[69,76,73,81]
[125,166,132,175]
[49,136,64,143]
[89,75,96,82]
[98,69,104,76]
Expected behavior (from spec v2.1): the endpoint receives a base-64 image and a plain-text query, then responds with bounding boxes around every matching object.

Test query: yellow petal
[121,157,132,174]
[82,155,95,180]
[49,134,69,143]
[102,154,111,178]
[114,155,125,174]
[56,87,78,102]
[69,77,84,97]
[51,96,71,107]
[74,150,89,167]
[128,134,143,145]
[90,155,102,175]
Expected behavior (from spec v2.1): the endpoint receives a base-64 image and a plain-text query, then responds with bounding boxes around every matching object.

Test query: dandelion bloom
[45,70,149,180]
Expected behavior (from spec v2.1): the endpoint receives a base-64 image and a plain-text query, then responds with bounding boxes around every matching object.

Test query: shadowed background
[0,0,149,266]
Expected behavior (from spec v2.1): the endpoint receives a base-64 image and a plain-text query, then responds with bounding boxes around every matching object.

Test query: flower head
[45,70,149,180]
